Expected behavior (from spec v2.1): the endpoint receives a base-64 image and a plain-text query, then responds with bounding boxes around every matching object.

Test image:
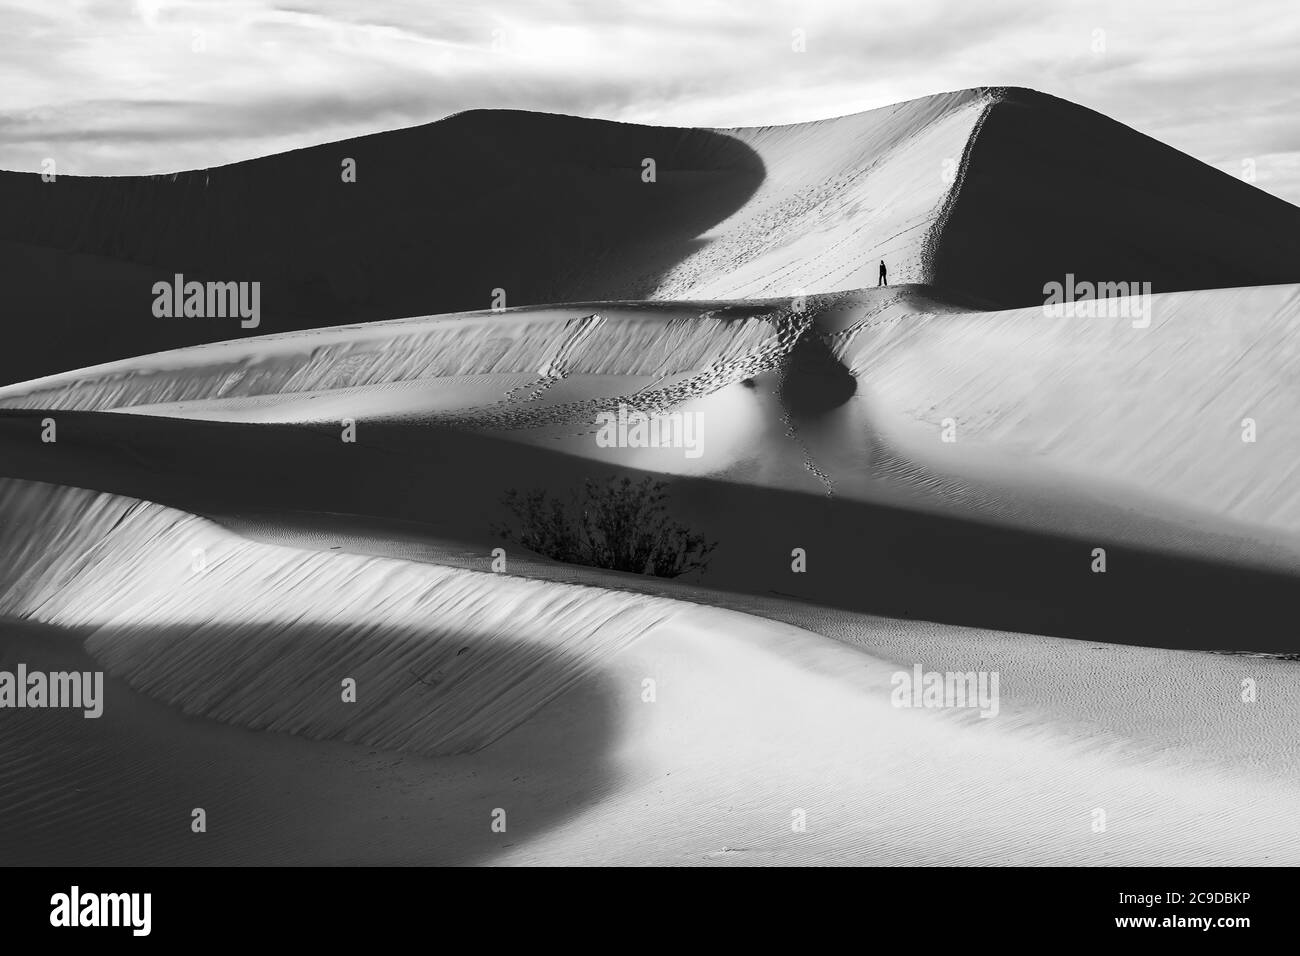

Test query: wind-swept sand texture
[0,478,676,755]
[3,477,1299,866]
[5,283,1299,537]
[0,300,796,416]
[835,282,1300,532]
[3,282,1300,654]
[219,508,1300,784]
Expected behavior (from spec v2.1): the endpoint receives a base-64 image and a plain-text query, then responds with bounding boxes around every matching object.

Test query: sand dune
[5,87,1299,384]
[224,507,1300,785]
[5,85,1300,867]
[0,299,795,416]
[0,477,675,755]
[837,282,1300,532]
[5,282,1299,541]
[931,88,1300,307]
[0,90,982,382]
[3,279,1300,654]
[3,476,1299,865]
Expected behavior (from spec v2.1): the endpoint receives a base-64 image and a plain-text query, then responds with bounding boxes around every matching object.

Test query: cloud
[0,0,1297,204]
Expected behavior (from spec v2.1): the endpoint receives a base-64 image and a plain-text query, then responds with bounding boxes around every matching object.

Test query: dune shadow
[0,615,625,866]
[0,115,766,384]
[932,89,1300,308]
[3,409,1299,653]
[779,333,857,416]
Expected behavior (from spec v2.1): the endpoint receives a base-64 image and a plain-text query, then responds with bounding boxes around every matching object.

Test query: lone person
[878,259,888,287]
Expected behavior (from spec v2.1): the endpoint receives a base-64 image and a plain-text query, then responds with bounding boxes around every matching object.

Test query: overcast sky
[2,0,1298,202]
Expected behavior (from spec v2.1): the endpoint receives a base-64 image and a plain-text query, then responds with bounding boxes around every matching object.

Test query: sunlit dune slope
[835,282,1300,532]
[3,477,1300,865]
[0,299,799,415]
[0,477,675,755]
[5,282,1300,538]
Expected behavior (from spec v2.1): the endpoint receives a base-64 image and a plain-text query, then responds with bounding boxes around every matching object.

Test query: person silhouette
[878,259,888,287]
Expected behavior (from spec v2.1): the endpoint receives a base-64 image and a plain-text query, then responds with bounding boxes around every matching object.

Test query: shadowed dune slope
[0,112,765,383]
[3,400,1300,652]
[8,86,1296,385]
[931,89,1300,306]
[0,90,985,382]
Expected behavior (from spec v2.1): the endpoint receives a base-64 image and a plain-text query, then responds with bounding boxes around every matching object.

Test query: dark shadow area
[778,333,857,415]
[932,88,1300,308]
[0,616,621,865]
[2,409,1298,653]
[0,111,766,384]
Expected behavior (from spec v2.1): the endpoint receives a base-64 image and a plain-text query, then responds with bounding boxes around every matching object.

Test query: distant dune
[930,89,1300,305]
[5,87,1299,384]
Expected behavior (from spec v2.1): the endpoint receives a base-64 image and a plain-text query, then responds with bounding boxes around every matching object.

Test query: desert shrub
[497,476,716,578]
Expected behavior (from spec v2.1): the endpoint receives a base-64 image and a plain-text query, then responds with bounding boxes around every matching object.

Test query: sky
[2,0,1298,203]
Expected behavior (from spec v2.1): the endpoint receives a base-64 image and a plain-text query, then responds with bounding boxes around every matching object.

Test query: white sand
[3,84,1299,865]
[836,282,1300,533]
[6,284,1298,565]
[3,477,1299,865]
